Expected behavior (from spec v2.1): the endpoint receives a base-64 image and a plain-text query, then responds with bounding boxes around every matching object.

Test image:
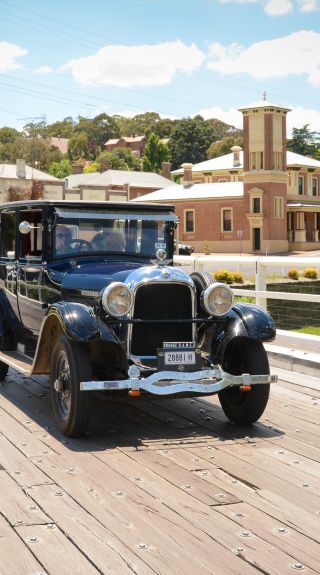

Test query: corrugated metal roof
[171,150,320,175]
[0,163,60,181]
[134,181,244,202]
[78,170,175,189]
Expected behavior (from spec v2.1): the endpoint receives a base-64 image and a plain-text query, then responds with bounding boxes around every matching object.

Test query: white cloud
[298,0,319,11]
[196,103,320,136]
[0,41,27,72]
[207,31,320,85]
[196,105,243,129]
[217,0,319,13]
[63,41,205,87]
[264,0,293,15]
[33,66,53,74]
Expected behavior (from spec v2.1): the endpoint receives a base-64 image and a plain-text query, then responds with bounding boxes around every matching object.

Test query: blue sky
[1,0,320,135]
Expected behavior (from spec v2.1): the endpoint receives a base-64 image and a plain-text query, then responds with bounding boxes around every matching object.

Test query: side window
[184,210,195,233]
[18,210,43,259]
[0,210,16,258]
[221,208,232,232]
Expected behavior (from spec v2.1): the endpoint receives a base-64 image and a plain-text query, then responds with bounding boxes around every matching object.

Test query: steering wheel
[67,239,92,252]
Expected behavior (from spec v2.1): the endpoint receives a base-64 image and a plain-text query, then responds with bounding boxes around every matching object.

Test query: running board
[0,350,33,376]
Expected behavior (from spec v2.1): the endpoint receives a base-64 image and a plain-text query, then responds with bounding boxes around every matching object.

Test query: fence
[174,255,320,330]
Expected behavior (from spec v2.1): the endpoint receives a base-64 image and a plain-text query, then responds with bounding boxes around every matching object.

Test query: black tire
[50,335,91,437]
[218,338,270,425]
[0,361,9,381]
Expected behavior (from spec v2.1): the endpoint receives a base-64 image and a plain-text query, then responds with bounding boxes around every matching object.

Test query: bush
[232,271,244,284]
[288,268,299,280]
[303,267,318,279]
[214,269,234,284]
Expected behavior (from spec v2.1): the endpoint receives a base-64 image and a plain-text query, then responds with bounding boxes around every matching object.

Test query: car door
[16,207,48,335]
[0,207,21,323]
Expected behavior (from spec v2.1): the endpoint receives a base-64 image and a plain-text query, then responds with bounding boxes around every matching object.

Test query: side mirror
[19,221,43,235]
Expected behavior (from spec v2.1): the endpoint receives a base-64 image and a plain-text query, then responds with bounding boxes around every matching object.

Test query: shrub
[288,268,299,280]
[303,267,318,279]
[214,269,234,284]
[232,271,244,284]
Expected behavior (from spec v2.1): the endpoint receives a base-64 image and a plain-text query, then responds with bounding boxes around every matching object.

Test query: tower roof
[238,99,291,113]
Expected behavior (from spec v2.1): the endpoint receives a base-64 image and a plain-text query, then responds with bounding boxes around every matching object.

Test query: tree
[169,116,215,169]
[68,132,90,161]
[49,159,72,179]
[0,127,19,144]
[287,125,320,158]
[47,117,75,138]
[142,133,170,173]
[208,135,243,159]
[74,114,120,157]
[96,148,140,171]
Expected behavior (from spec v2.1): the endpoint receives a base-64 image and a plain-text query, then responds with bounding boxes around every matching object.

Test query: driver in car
[55,225,73,255]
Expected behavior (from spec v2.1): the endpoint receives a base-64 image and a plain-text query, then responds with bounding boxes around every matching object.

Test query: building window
[274,197,284,219]
[184,210,194,233]
[298,176,304,195]
[312,177,318,196]
[221,208,232,232]
[249,152,263,170]
[252,197,261,213]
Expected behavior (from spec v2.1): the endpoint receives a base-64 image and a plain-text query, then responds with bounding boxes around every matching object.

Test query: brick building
[136,99,320,254]
[104,135,147,157]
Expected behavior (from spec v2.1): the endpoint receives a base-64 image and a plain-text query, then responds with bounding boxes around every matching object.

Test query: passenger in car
[92,230,125,252]
[55,225,73,255]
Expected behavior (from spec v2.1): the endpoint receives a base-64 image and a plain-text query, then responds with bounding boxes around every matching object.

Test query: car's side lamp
[19,221,43,235]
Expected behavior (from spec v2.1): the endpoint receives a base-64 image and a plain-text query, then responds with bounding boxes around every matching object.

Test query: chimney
[181,163,193,185]
[16,159,26,179]
[162,161,171,180]
[100,159,111,173]
[231,146,242,167]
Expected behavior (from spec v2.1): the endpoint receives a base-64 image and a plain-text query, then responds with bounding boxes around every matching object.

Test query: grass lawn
[293,326,320,336]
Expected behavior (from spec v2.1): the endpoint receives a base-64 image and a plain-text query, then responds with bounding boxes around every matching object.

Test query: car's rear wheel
[50,335,91,437]
[218,338,270,425]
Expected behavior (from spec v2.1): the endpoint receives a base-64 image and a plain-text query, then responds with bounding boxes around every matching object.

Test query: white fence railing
[174,255,320,310]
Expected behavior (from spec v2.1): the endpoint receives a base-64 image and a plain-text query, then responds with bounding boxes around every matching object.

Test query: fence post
[256,259,267,309]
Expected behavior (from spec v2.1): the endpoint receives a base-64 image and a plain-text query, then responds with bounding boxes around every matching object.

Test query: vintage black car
[0,200,277,437]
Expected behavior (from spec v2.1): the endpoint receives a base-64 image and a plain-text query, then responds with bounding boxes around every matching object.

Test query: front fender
[48,302,100,342]
[211,303,276,360]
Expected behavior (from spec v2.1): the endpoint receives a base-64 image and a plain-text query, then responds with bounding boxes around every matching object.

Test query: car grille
[130,283,194,356]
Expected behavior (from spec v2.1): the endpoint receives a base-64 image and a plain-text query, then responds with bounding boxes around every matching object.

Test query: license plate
[164,351,196,365]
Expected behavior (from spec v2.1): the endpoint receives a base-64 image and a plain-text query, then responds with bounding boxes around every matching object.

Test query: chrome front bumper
[80,367,277,395]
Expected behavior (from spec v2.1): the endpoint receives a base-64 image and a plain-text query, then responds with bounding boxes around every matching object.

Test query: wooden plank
[95,450,320,575]
[0,470,50,526]
[0,406,56,458]
[29,452,216,575]
[217,501,320,573]
[0,514,45,575]
[26,483,154,575]
[0,434,53,487]
[16,524,101,575]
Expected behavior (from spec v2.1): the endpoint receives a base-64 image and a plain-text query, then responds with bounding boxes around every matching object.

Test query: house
[135,99,320,254]
[0,160,64,202]
[50,137,69,155]
[64,168,175,201]
[104,135,147,157]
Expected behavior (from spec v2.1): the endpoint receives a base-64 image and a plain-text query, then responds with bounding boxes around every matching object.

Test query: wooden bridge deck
[0,366,320,575]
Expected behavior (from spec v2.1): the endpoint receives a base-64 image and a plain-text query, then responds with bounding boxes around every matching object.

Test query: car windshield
[54,213,174,258]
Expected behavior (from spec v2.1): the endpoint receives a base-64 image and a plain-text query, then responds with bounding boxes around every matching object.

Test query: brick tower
[239,95,291,253]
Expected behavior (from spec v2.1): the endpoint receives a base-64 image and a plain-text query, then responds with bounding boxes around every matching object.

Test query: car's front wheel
[50,335,91,437]
[218,338,270,425]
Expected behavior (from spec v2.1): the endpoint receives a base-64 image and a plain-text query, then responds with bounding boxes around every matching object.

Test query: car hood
[59,260,146,294]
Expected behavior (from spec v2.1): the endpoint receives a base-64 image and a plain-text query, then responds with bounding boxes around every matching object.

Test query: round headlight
[101,282,133,318]
[201,282,234,317]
